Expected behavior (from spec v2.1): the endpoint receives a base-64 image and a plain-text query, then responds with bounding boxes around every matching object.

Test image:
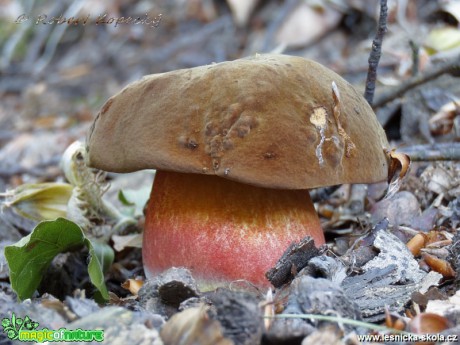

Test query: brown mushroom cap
[86,54,389,189]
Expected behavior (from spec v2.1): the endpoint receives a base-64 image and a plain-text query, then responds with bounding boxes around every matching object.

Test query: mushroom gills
[143,171,325,287]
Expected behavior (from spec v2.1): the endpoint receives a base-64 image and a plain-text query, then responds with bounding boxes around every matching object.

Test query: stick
[409,40,419,76]
[364,0,388,106]
[373,55,460,108]
[397,143,460,161]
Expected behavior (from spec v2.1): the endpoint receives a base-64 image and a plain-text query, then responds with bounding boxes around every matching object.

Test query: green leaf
[118,190,135,206]
[4,218,109,301]
[89,241,115,274]
[118,186,151,217]
[85,239,110,302]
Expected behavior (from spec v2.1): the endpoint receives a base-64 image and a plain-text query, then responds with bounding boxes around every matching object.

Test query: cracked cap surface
[86,54,389,189]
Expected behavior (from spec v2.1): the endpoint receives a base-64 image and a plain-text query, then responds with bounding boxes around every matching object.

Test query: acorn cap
[86,54,389,189]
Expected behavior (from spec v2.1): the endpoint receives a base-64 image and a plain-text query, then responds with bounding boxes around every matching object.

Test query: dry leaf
[426,289,460,315]
[263,289,275,331]
[385,307,406,331]
[160,305,234,345]
[1,183,73,221]
[301,326,344,345]
[276,2,341,48]
[384,149,411,200]
[112,233,143,251]
[407,233,428,257]
[421,165,457,197]
[121,279,144,296]
[425,27,460,54]
[226,0,259,26]
[422,253,456,279]
[429,100,460,135]
[440,1,460,25]
[408,312,452,334]
[371,191,420,227]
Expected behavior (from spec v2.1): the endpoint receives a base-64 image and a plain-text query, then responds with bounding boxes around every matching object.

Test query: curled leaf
[160,305,233,345]
[263,289,275,331]
[226,0,259,26]
[425,27,460,54]
[422,253,456,279]
[429,100,460,136]
[384,149,411,200]
[1,183,73,221]
[121,278,144,296]
[409,312,452,334]
[407,233,428,257]
[112,233,143,252]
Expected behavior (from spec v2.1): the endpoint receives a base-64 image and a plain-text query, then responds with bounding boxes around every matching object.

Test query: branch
[397,142,460,161]
[364,0,388,105]
[373,54,460,108]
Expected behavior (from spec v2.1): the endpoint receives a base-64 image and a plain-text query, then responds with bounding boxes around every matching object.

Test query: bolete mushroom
[86,54,389,287]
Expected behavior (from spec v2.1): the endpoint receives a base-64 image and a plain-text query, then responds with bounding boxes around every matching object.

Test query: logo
[1,313,104,343]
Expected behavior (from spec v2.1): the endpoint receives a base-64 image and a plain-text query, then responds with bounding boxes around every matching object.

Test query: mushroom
[86,54,389,287]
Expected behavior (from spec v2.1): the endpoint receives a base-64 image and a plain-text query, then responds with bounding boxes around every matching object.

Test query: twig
[364,0,388,106]
[373,54,460,108]
[397,143,460,161]
[409,40,419,76]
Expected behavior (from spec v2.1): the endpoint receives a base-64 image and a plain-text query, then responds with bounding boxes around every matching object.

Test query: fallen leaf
[276,2,341,48]
[429,100,460,136]
[112,233,143,251]
[408,312,452,334]
[1,183,73,221]
[422,253,456,279]
[425,27,460,54]
[384,149,411,200]
[426,289,460,315]
[121,278,144,296]
[226,0,259,26]
[160,305,233,345]
[407,233,428,257]
[440,0,460,24]
[263,289,275,331]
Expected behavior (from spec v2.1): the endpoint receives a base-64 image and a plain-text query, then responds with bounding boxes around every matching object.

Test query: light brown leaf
[161,305,234,345]
[275,2,341,48]
[121,278,144,296]
[422,253,456,278]
[409,312,452,334]
[407,233,428,257]
[226,0,259,26]
[384,149,411,200]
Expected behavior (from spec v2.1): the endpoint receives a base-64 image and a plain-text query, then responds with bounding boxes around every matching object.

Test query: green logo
[1,313,104,343]
[2,313,39,340]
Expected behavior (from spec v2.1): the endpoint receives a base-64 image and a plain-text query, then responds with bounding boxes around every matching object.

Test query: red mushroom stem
[143,171,325,287]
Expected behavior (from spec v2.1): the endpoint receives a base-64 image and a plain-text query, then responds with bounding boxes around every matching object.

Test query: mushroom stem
[143,171,325,287]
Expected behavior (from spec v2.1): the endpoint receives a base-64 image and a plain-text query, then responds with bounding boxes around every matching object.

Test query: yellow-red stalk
[143,171,324,287]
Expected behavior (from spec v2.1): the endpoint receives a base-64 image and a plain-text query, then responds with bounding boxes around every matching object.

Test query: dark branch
[373,55,460,108]
[364,0,388,106]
